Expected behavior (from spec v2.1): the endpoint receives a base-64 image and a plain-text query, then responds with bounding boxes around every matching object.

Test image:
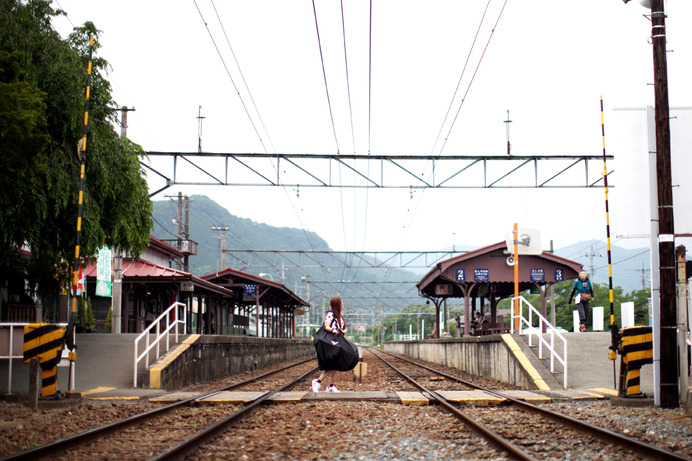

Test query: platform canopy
[417,241,583,336]
[202,268,309,311]
[202,268,309,338]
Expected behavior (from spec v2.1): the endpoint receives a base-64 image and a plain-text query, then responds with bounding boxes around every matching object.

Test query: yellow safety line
[149,334,200,389]
[81,386,115,396]
[502,334,551,391]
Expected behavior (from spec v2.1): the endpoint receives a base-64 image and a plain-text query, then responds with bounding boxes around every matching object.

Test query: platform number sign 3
[554,269,564,282]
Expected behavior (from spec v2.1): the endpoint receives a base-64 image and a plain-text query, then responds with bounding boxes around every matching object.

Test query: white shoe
[311,379,322,392]
[327,385,341,393]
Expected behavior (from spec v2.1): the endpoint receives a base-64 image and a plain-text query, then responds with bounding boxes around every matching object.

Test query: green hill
[151,195,422,314]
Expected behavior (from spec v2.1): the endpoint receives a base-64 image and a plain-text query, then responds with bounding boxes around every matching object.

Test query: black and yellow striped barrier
[23,324,67,397]
[617,326,653,397]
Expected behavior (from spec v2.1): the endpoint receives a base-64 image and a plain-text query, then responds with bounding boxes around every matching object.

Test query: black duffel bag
[313,327,359,372]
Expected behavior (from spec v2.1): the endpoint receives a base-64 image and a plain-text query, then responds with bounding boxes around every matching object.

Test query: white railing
[1,322,68,394]
[510,296,568,389]
[396,333,420,341]
[133,302,186,388]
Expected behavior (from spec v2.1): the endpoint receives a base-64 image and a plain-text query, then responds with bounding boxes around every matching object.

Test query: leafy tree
[0,0,152,296]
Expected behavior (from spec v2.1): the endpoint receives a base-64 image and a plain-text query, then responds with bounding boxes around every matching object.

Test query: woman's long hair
[330,296,343,321]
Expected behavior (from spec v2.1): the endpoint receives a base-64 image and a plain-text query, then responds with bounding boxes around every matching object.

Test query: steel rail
[376,349,690,461]
[368,348,536,461]
[0,357,316,461]
[150,365,318,460]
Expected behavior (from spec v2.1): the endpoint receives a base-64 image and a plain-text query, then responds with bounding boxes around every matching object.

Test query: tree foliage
[0,0,152,294]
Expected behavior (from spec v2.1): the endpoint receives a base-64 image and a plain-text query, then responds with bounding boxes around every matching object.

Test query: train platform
[1,332,669,405]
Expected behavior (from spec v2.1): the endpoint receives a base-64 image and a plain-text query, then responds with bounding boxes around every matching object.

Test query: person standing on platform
[569,271,595,332]
[312,296,347,393]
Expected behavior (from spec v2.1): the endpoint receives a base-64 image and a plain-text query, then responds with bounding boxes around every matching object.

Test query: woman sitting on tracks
[312,296,349,393]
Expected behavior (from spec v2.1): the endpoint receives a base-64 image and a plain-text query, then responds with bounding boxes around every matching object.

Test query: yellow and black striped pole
[600,97,619,386]
[23,324,67,397]
[68,36,93,388]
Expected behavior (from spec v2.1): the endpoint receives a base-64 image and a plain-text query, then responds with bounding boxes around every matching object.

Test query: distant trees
[0,0,152,297]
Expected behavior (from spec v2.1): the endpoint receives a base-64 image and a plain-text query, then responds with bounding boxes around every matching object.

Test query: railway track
[370,348,690,461]
[1,358,317,461]
[1,350,689,460]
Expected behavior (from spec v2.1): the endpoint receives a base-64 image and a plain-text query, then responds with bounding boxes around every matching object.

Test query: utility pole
[197,106,205,153]
[504,110,512,156]
[112,107,133,333]
[183,196,191,272]
[584,245,601,278]
[211,226,229,271]
[176,192,183,271]
[650,0,678,408]
[676,245,688,406]
[119,106,135,138]
[637,263,650,290]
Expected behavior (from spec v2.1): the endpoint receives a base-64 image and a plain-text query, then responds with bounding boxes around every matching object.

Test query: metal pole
[513,223,519,330]
[68,35,94,394]
[676,246,688,405]
[600,98,618,386]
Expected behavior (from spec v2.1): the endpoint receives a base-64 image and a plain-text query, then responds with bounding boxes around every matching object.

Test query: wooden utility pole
[651,0,678,408]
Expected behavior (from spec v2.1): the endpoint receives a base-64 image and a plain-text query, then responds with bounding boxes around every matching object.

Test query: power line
[339,0,356,155]
[209,0,276,152]
[192,0,269,153]
[431,0,493,154]
[310,0,340,153]
[439,0,509,154]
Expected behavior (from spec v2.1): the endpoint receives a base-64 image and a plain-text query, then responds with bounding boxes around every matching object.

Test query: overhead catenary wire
[209,0,276,153]
[310,0,341,154]
[438,0,509,155]
[431,0,493,155]
[193,1,322,257]
[192,0,269,153]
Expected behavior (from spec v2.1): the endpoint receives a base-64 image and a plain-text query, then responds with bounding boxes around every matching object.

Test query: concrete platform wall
[384,336,539,390]
[148,335,314,390]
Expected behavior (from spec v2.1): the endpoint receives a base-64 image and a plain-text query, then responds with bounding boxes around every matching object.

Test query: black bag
[313,327,359,372]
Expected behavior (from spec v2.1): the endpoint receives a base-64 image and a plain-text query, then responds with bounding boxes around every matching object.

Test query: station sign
[435,284,452,296]
[474,268,489,282]
[530,268,545,282]
[180,281,194,292]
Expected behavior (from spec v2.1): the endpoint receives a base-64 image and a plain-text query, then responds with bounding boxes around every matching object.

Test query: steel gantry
[144,152,613,196]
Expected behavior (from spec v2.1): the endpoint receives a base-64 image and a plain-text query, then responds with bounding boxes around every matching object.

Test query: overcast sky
[51,0,692,257]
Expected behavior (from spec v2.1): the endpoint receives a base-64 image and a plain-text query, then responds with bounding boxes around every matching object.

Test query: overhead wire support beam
[221,249,466,270]
[143,152,613,195]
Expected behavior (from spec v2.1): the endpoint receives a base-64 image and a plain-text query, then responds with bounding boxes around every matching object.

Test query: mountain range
[151,195,652,314]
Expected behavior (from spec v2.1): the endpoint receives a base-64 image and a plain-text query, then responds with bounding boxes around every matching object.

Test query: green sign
[95,247,112,297]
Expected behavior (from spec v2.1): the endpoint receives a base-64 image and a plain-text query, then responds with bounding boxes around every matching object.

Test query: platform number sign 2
[456,269,465,281]
[554,269,564,282]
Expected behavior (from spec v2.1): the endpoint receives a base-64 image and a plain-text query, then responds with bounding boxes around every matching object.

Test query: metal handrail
[133,302,186,388]
[510,296,568,389]
[1,322,68,394]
